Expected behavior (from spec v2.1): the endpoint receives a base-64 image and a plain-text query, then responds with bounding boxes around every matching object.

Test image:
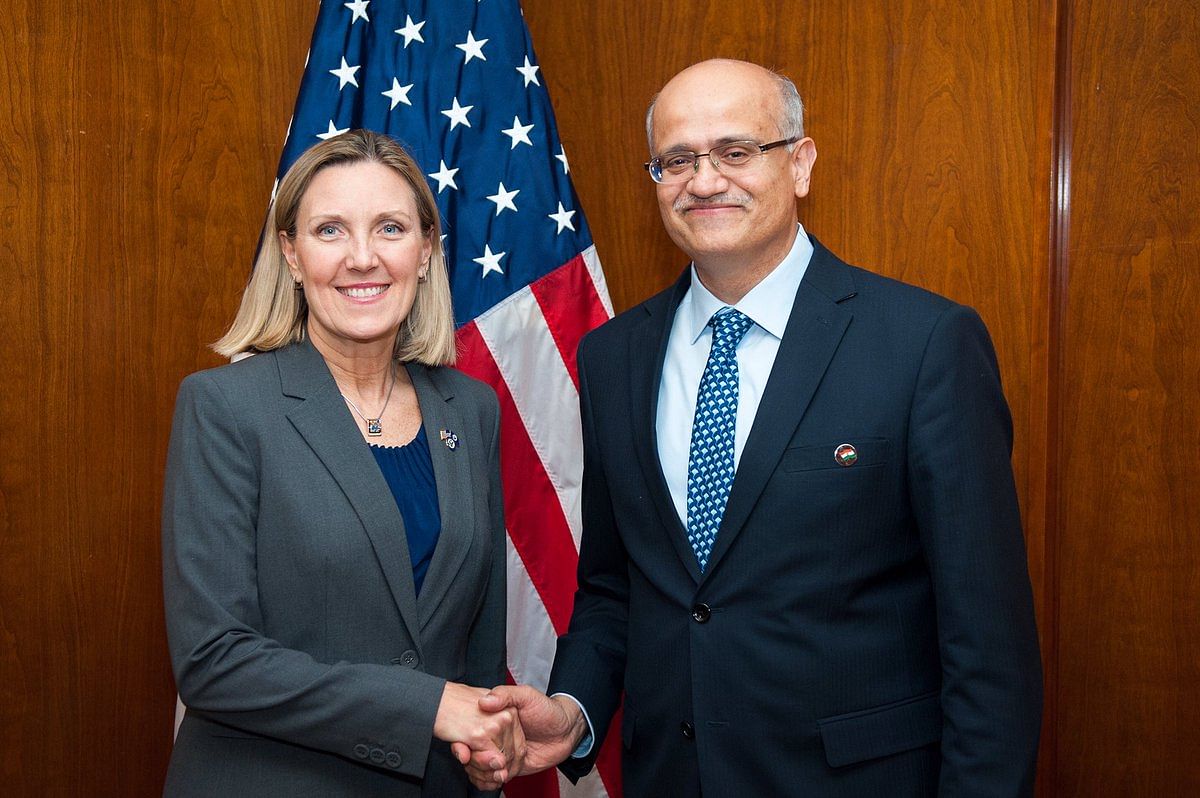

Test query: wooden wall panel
[1056,0,1200,793]
[0,1,315,793]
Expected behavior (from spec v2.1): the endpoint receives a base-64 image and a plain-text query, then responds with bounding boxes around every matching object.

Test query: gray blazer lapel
[703,241,857,579]
[629,272,704,583]
[408,364,476,628]
[276,341,423,650]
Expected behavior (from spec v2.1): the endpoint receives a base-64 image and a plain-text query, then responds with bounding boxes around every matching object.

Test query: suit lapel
[277,340,423,651]
[408,364,476,628]
[629,271,705,583]
[702,240,858,579]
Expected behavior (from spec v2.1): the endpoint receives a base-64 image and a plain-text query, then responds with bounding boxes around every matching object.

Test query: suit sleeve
[547,334,629,781]
[162,371,445,778]
[906,304,1043,796]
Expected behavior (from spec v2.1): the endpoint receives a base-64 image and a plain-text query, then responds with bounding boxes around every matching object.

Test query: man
[467,58,1042,796]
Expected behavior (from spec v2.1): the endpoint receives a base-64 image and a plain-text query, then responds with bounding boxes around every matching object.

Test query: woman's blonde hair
[214,129,456,365]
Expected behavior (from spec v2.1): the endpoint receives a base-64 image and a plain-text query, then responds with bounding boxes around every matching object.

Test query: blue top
[370,425,441,596]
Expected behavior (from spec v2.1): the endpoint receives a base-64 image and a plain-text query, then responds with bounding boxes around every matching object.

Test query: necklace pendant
[366,418,383,436]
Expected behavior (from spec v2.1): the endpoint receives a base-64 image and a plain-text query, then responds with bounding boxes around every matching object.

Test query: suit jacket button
[400,649,419,667]
[369,747,386,764]
[680,721,695,739]
[385,751,402,769]
[691,604,711,623]
[353,744,370,759]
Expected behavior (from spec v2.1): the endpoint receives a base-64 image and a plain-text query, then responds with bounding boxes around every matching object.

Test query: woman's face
[281,160,432,356]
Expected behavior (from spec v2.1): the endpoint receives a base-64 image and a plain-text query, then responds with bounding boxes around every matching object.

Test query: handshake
[434,683,590,791]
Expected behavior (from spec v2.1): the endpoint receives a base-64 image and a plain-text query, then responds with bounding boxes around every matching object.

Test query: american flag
[275,2,618,796]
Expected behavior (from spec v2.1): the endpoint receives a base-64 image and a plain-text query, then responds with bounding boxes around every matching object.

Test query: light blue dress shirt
[656,225,813,525]
[564,224,813,758]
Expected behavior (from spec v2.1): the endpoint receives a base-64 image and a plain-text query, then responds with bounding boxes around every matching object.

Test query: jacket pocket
[816,690,941,768]
[780,437,891,472]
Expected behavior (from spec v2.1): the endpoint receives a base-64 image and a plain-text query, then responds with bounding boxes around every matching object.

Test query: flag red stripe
[529,255,611,391]
[455,321,580,635]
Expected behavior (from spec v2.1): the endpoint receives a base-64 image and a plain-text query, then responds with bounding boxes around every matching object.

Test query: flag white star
[486,182,520,215]
[501,116,535,149]
[428,160,459,193]
[382,78,413,110]
[555,146,570,174]
[548,202,577,234]
[317,120,349,140]
[344,0,370,23]
[441,97,474,130]
[516,56,541,87]
[329,57,360,90]
[456,31,488,63]
[473,245,506,277]
[394,14,425,46]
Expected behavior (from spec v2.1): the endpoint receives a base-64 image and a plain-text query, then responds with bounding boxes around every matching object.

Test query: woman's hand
[435,682,525,789]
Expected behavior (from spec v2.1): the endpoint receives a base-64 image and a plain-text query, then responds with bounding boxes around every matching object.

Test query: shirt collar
[682,223,814,344]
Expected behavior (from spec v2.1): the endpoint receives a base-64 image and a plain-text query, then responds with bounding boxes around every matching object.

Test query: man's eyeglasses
[644,137,799,184]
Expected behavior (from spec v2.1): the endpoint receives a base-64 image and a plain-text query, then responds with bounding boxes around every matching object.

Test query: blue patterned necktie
[686,308,754,572]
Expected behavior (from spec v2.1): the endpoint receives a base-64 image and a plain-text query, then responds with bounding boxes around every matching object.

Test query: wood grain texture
[0,0,316,793]
[1055,0,1200,794]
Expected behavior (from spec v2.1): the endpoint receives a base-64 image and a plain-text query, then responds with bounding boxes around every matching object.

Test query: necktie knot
[709,308,753,355]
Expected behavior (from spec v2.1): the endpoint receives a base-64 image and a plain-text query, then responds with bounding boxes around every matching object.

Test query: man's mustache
[673,194,752,213]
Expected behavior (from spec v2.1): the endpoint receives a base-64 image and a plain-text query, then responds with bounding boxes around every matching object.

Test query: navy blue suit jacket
[548,237,1042,797]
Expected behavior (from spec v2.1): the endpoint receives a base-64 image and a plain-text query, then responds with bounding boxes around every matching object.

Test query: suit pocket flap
[781,437,891,472]
[816,690,941,768]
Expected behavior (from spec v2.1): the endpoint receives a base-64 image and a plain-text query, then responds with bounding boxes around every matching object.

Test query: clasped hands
[435,683,587,791]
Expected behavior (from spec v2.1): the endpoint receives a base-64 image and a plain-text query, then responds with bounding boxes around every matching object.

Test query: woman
[162,130,514,796]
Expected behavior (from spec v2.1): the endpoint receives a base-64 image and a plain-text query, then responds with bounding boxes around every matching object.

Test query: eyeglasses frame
[644,136,800,184]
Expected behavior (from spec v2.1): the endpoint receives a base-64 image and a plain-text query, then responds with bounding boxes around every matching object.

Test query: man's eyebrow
[658,134,760,153]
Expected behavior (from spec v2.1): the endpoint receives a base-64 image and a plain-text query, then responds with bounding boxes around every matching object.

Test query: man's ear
[791,138,818,199]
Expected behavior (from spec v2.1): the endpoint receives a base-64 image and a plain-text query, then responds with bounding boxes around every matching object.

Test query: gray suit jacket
[162,339,506,797]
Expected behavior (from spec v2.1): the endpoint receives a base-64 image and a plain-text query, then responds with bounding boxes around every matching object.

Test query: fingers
[480,707,519,771]
[466,764,506,792]
[449,741,471,766]
[455,706,517,764]
[457,707,525,788]
[477,685,517,713]
[508,707,528,774]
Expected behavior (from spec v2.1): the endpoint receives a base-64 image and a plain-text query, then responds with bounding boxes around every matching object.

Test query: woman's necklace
[341,365,397,437]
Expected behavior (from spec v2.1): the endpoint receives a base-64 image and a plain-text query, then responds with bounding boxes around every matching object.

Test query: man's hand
[434,682,523,788]
[453,685,588,789]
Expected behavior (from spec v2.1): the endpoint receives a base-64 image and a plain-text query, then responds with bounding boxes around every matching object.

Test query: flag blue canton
[279,0,593,326]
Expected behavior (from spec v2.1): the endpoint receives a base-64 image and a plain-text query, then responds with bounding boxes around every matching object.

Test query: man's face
[650,61,815,278]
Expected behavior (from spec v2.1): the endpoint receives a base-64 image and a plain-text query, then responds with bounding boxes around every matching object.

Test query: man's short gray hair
[645,68,805,152]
